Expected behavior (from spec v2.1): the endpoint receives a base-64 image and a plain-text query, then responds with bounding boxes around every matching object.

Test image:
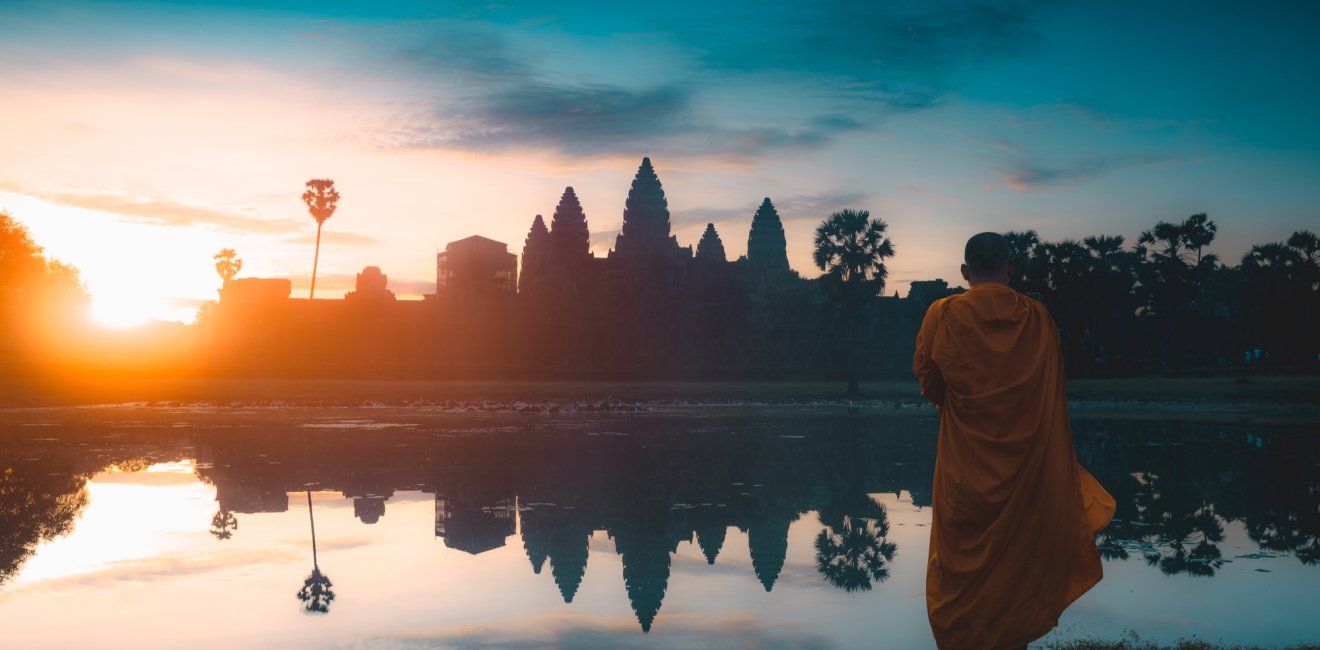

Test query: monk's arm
[913,301,947,407]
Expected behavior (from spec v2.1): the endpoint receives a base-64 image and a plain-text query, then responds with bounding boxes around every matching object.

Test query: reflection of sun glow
[14,460,212,585]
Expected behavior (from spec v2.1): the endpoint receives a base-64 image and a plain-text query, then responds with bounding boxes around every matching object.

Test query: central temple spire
[612,157,672,259]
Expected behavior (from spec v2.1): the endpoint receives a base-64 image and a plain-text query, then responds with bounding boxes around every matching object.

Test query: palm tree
[813,209,895,396]
[296,490,335,613]
[213,249,242,285]
[302,179,340,299]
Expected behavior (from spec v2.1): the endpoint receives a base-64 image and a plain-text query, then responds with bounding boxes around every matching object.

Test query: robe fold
[914,282,1115,650]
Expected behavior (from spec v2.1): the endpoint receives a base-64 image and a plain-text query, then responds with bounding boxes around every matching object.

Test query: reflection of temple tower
[434,494,516,555]
[521,506,592,603]
[693,517,728,565]
[612,529,672,633]
[548,523,590,603]
[746,514,793,592]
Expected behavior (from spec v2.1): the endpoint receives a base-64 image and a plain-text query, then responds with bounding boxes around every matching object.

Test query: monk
[913,232,1115,649]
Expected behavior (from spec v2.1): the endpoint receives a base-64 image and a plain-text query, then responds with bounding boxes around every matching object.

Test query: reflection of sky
[2,467,1317,648]
[1,1,1319,321]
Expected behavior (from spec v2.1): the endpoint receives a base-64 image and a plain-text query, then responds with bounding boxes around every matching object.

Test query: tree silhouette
[209,508,238,541]
[213,249,242,285]
[812,209,895,396]
[0,210,89,363]
[296,490,335,613]
[301,179,340,299]
[1136,214,1217,373]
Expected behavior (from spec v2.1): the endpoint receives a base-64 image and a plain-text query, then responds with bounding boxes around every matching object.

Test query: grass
[1040,636,1319,650]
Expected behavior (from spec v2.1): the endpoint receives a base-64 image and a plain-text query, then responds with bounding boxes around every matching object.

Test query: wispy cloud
[386,83,860,160]
[0,183,299,233]
[287,231,385,246]
[1003,154,1182,192]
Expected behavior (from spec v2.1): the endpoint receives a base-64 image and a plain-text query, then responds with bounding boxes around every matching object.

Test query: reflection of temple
[198,156,965,379]
[434,494,516,555]
[9,414,1316,631]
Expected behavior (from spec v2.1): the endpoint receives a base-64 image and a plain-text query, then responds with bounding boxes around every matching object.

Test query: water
[1,405,1316,649]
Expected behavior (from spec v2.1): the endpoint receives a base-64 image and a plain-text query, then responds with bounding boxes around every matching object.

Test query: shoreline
[2,376,1316,424]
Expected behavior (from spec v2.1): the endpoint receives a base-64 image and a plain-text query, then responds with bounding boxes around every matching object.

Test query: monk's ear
[1005,260,1015,282]
[960,264,970,283]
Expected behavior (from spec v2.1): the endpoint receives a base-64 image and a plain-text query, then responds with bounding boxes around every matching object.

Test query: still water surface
[1,405,1317,649]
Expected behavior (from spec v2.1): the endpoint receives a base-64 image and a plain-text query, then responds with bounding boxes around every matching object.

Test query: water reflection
[297,491,335,613]
[1,411,1317,636]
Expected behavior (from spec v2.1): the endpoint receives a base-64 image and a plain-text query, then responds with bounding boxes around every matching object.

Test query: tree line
[998,215,1317,375]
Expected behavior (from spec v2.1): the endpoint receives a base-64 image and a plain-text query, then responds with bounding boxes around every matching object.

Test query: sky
[1,0,1318,325]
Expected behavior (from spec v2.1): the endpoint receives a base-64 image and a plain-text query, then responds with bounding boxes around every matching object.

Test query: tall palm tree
[213,249,242,285]
[813,209,895,396]
[302,179,340,299]
[296,490,335,613]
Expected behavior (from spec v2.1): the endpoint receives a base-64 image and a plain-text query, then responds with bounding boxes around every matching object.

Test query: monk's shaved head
[964,232,1011,280]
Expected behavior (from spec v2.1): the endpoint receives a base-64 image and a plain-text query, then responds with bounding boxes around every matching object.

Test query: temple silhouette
[198,157,962,378]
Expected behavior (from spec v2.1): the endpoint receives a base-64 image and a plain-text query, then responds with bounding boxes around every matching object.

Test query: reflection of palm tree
[301,179,340,299]
[815,495,897,592]
[296,491,335,613]
[1132,472,1226,577]
[209,508,238,540]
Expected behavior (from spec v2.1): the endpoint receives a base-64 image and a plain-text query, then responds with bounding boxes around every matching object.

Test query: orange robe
[913,282,1115,650]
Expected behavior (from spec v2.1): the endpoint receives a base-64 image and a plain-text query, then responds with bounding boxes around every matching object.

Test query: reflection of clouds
[669,551,832,592]
[349,611,835,649]
[28,548,299,589]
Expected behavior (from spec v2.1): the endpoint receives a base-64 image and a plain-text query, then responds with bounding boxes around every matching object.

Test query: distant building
[345,266,395,302]
[437,235,518,295]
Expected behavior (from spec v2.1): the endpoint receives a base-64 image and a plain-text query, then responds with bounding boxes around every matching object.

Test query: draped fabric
[913,282,1115,650]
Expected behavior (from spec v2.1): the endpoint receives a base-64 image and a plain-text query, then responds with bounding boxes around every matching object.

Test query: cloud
[287,231,385,246]
[386,81,861,160]
[352,4,1035,160]
[36,548,299,590]
[0,183,299,233]
[1003,154,1180,192]
[345,611,835,650]
[681,0,1050,109]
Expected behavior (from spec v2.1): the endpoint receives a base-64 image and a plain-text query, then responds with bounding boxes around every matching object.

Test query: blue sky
[1,0,1317,321]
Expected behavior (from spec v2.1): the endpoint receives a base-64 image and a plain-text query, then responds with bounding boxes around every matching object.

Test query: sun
[91,294,157,329]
